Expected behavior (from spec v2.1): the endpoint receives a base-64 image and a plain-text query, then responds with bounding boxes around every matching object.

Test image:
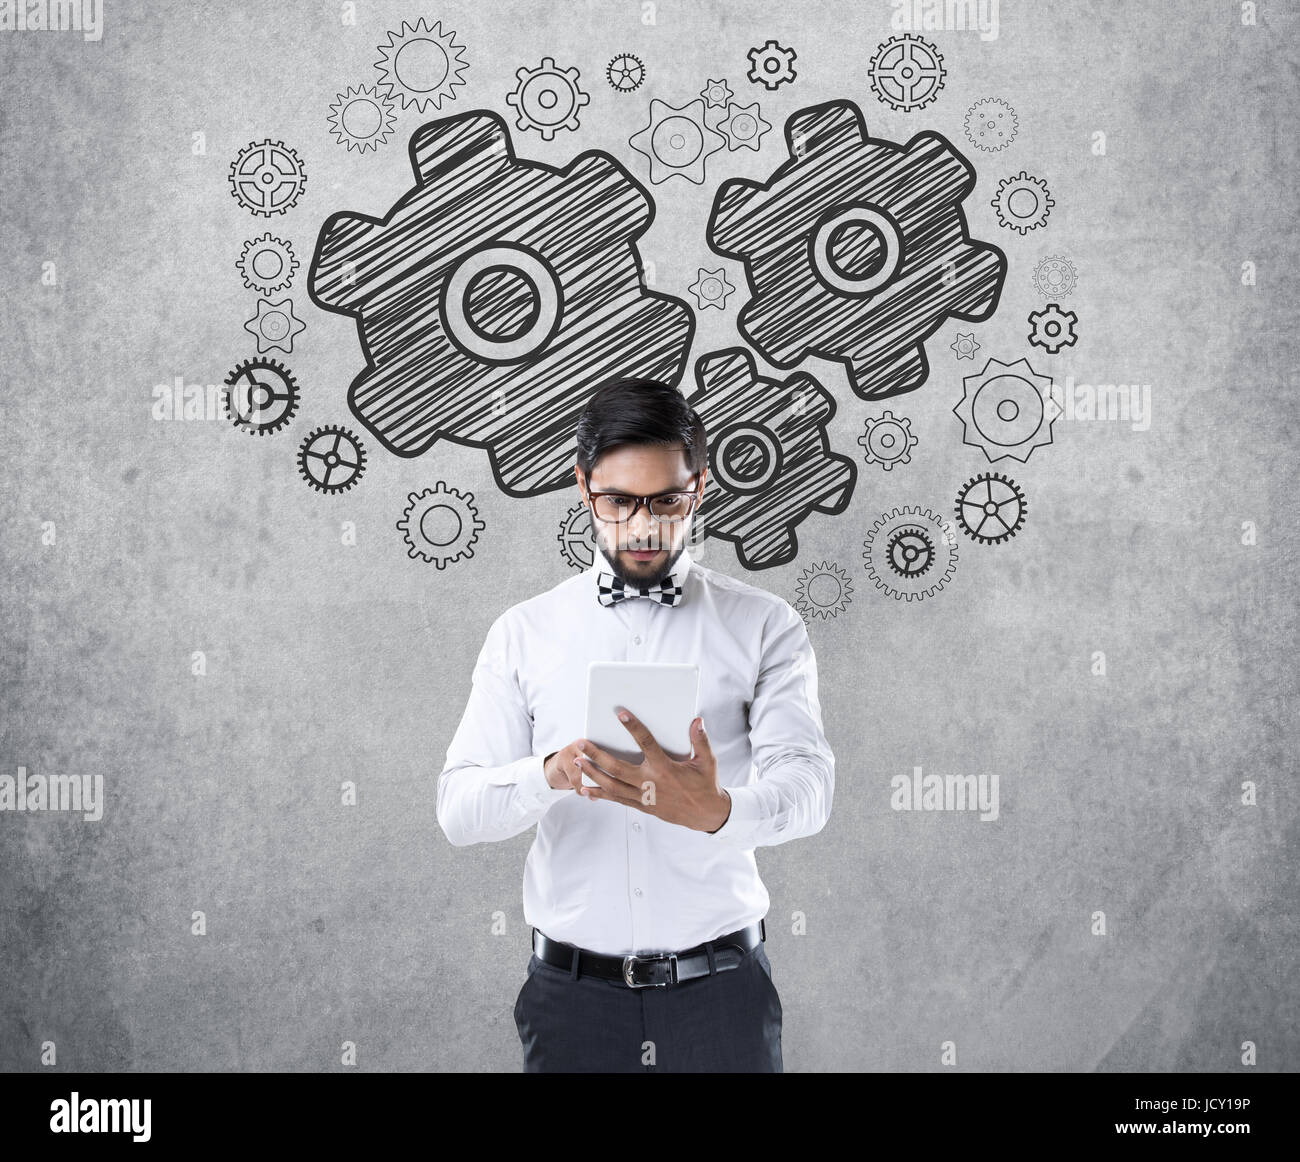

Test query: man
[437,378,836,1072]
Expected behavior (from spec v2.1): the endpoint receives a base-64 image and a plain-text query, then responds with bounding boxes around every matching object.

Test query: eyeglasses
[586,485,701,524]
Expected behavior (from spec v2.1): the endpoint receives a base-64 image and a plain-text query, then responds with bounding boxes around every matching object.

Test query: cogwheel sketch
[689,268,735,310]
[688,347,856,570]
[950,332,981,360]
[557,502,599,570]
[747,40,797,90]
[327,84,398,153]
[607,53,645,93]
[238,234,298,294]
[964,97,1018,152]
[297,425,367,493]
[700,78,734,108]
[863,505,958,601]
[223,358,299,436]
[1032,255,1078,297]
[858,410,917,471]
[228,140,307,217]
[243,297,305,354]
[397,482,486,567]
[507,57,590,140]
[375,19,468,111]
[1028,302,1078,353]
[718,101,771,151]
[308,109,695,496]
[629,98,727,185]
[953,356,1059,463]
[869,34,945,112]
[992,170,1053,233]
[708,99,1006,401]
[794,561,854,620]
[954,472,1027,545]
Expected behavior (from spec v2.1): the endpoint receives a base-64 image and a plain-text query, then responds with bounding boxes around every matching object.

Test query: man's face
[578,444,704,587]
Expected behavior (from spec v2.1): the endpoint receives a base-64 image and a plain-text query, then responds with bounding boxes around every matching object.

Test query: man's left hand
[576,709,731,834]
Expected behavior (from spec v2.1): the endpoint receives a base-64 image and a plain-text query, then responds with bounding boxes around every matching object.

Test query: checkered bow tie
[596,570,685,608]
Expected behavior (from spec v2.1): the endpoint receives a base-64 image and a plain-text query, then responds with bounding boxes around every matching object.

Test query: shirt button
[634,888,643,897]
[633,635,642,645]
[632,821,641,831]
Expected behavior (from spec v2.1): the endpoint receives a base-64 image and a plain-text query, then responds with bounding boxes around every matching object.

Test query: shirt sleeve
[705,600,835,849]
[437,612,574,846]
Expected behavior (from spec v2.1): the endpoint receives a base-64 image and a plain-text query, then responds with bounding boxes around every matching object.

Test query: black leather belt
[532,920,766,988]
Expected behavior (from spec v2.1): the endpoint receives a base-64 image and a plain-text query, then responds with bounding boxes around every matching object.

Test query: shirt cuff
[516,754,576,810]
[704,784,764,847]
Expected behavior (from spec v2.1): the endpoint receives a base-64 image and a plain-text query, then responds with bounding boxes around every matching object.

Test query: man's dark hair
[574,378,708,480]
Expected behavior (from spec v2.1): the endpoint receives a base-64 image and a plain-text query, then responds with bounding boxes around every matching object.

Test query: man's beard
[597,536,685,588]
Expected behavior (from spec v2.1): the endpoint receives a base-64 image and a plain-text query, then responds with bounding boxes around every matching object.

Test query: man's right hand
[543,741,594,792]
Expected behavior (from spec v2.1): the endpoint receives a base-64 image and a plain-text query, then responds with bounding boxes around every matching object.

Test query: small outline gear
[506,57,590,141]
[629,98,726,184]
[951,332,981,361]
[1028,302,1078,354]
[557,502,598,571]
[700,78,734,108]
[747,40,797,90]
[1032,256,1078,298]
[689,267,735,310]
[228,140,307,218]
[327,84,398,153]
[397,482,486,568]
[374,19,468,112]
[953,356,1060,464]
[243,297,306,354]
[863,506,957,601]
[606,53,644,93]
[869,34,945,112]
[718,101,771,152]
[794,561,854,620]
[992,171,1053,234]
[223,358,299,436]
[955,472,1027,545]
[964,97,1018,152]
[297,425,367,494]
[238,234,298,294]
[858,410,917,471]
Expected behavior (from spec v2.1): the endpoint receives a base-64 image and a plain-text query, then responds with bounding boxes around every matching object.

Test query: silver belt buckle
[622,952,677,988]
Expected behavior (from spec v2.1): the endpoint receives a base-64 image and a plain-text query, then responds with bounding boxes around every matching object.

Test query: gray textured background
[2,0,1297,1072]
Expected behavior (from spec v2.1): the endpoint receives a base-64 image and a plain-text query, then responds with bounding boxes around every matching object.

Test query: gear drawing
[1032,255,1078,298]
[869,34,945,112]
[964,98,1018,152]
[243,297,306,354]
[708,100,1006,401]
[858,410,917,471]
[992,171,1053,234]
[863,506,957,601]
[688,347,855,570]
[308,109,695,495]
[374,19,468,112]
[689,268,735,310]
[747,40,797,90]
[794,561,854,620]
[950,332,980,360]
[629,98,727,185]
[955,472,1026,545]
[1028,302,1078,354]
[507,57,590,141]
[700,78,734,108]
[297,425,367,493]
[719,101,771,152]
[397,482,485,567]
[953,356,1059,463]
[327,84,398,153]
[238,234,298,294]
[228,140,307,218]
[557,502,599,571]
[607,53,645,93]
[223,358,299,436]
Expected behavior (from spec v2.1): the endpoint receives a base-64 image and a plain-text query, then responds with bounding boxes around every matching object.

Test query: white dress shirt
[436,546,835,956]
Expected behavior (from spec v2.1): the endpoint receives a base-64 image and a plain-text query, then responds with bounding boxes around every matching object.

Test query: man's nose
[627,506,655,544]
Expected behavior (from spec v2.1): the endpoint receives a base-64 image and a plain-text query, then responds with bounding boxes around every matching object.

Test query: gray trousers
[513,939,783,1072]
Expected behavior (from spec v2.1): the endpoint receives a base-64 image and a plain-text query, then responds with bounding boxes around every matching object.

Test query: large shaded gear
[688,348,855,570]
[858,410,917,470]
[953,356,1059,464]
[869,34,945,112]
[955,472,1026,545]
[228,140,307,218]
[863,506,957,602]
[397,482,485,567]
[794,561,854,620]
[374,19,468,112]
[506,57,590,141]
[308,109,695,496]
[708,100,1006,401]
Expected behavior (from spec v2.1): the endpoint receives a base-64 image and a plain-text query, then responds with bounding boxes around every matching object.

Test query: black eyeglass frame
[583,481,703,525]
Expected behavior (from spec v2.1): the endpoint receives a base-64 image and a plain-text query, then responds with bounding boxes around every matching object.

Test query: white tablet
[581,661,701,787]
